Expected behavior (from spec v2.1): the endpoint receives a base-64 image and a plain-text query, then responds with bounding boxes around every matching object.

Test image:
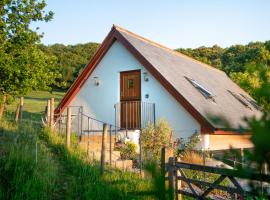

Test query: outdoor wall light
[93,76,100,86]
[143,72,149,82]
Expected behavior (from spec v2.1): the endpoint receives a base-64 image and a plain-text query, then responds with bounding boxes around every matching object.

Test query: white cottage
[56,25,261,151]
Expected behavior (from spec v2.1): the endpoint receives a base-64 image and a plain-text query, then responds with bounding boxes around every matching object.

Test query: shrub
[182,151,204,164]
[141,119,172,163]
[176,132,200,158]
[119,142,138,161]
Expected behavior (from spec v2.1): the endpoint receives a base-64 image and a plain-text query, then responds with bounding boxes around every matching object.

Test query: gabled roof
[56,25,261,133]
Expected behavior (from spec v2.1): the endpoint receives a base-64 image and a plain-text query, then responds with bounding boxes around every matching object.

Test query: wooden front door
[120,70,141,129]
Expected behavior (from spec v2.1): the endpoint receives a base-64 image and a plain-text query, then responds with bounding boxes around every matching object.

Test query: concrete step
[80,135,116,143]
[79,142,114,152]
[87,150,121,162]
[111,160,133,171]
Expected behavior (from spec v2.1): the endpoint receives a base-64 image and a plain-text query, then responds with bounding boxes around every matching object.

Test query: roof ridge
[113,24,225,74]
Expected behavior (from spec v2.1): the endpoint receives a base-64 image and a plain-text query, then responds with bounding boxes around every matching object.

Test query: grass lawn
[5,90,66,113]
[4,90,66,122]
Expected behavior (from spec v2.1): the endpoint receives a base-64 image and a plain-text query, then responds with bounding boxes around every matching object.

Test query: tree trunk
[0,95,7,120]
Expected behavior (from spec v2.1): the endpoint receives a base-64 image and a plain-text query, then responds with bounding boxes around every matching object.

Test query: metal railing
[114,101,155,130]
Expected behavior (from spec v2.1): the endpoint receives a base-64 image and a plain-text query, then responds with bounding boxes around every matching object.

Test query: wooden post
[109,125,112,167]
[100,123,107,175]
[175,157,182,200]
[19,96,24,124]
[0,95,7,120]
[161,147,166,200]
[263,162,268,175]
[240,148,244,166]
[47,100,51,126]
[168,157,175,200]
[50,98,54,130]
[175,157,178,200]
[139,133,142,175]
[66,107,71,148]
[15,103,20,122]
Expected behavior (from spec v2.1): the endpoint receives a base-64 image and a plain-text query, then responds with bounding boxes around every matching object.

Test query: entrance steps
[79,135,133,170]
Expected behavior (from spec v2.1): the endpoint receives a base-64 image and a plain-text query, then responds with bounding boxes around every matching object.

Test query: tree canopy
[0,0,58,96]
[39,42,99,89]
[0,0,58,118]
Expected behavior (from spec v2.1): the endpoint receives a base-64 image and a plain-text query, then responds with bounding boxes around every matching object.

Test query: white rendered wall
[66,41,200,139]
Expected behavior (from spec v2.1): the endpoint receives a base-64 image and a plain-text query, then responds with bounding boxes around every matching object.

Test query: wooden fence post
[50,98,54,130]
[15,103,20,122]
[19,96,24,124]
[168,157,175,200]
[109,125,112,167]
[66,107,71,148]
[47,99,51,126]
[100,123,107,175]
[175,157,182,200]
[161,147,166,200]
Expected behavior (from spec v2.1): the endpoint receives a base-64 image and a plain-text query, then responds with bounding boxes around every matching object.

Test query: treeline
[177,41,270,74]
[39,42,100,89]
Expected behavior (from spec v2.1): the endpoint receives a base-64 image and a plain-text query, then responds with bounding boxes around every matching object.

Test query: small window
[227,90,251,109]
[127,79,134,89]
[185,76,214,99]
[240,94,261,110]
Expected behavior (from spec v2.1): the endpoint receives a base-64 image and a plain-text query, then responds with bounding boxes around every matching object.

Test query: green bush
[141,119,172,163]
[120,142,138,161]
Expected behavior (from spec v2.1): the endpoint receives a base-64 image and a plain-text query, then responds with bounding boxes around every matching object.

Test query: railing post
[168,157,175,200]
[66,107,71,148]
[87,117,90,156]
[100,123,107,175]
[109,124,112,167]
[126,102,128,129]
[153,103,156,127]
[80,106,83,136]
[114,104,117,142]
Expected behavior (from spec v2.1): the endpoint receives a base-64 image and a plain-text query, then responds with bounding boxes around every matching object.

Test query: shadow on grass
[4,110,43,123]
[24,96,63,102]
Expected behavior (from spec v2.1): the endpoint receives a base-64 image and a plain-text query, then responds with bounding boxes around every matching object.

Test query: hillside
[39,43,100,89]
[40,40,270,109]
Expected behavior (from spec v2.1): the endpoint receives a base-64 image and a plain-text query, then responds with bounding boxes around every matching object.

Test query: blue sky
[34,0,270,48]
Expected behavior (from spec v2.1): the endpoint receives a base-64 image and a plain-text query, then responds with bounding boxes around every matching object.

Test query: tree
[0,0,58,119]
[177,45,224,69]
[230,64,270,110]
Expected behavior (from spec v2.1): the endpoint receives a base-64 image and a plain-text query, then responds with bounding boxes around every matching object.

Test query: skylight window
[184,76,214,99]
[227,90,251,109]
[240,94,261,110]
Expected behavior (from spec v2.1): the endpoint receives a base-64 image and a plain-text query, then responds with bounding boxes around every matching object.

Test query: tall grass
[0,118,156,199]
[0,121,57,200]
